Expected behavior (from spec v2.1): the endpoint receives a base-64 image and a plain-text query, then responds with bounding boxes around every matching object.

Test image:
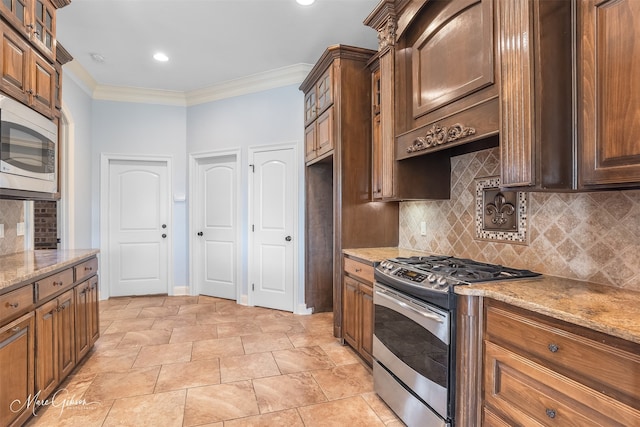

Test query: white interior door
[250,147,296,312]
[108,160,170,296]
[194,155,238,300]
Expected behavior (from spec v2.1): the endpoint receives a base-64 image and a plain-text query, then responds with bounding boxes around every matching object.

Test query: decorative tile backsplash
[399,148,640,292]
[475,176,528,243]
[0,200,25,256]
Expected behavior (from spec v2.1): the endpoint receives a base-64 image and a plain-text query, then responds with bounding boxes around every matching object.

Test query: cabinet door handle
[11,326,22,333]
[545,409,556,419]
[548,343,559,353]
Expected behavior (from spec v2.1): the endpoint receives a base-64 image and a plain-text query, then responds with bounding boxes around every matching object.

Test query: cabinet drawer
[0,285,34,324]
[484,341,640,426]
[74,257,98,283]
[485,301,640,407]
[343,257,374,283]
[36,268,74,302]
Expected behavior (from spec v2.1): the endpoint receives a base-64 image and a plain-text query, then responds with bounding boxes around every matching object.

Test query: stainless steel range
[373,255,540,427]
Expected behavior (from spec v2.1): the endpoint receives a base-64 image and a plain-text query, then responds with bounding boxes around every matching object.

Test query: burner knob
[427,274,437,283]
[436,277,448,286]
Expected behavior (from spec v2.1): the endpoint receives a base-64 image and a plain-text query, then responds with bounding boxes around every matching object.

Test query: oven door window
[1,122,54,174]
[375,304,449,388]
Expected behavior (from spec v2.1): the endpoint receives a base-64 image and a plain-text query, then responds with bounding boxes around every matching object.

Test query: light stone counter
[0,249,99,293]
[342,247,640,345]
[455,276,640,345]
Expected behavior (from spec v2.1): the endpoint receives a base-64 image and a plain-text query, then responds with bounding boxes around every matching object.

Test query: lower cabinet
[0,312,35,427]
[0,254,99,425]
[483,299,640,426]
[75,275,99,361]
[342,256,375,365]
[35,289,75,400]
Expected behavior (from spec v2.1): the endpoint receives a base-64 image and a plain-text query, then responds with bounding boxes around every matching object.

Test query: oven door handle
[375,290,444,323]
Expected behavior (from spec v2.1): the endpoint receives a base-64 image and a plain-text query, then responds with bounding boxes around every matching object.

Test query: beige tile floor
[25,295,404,427]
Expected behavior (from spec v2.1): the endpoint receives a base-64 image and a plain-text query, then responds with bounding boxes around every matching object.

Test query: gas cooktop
[374,255,541,308]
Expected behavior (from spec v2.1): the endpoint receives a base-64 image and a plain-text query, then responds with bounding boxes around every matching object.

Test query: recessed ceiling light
[153,52,169,62]
[296,0,315,5]
[90,52,105,63]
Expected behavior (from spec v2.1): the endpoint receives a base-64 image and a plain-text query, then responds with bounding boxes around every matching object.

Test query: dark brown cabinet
[483,300,640,426]
[578,0,640,188]
[498,0,575,191]
[301,45,398,337]
[74,275,99,361]
[342,256,374,365]
[0,312,35,427]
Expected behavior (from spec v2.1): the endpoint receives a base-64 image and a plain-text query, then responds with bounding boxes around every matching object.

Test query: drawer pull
[12,326,21,333]
[355,268,362,272]
[85,266,93,271]
[8,302,19,309]
[53,281,63,287]
[546,409,557,419]
[548,343,559,353]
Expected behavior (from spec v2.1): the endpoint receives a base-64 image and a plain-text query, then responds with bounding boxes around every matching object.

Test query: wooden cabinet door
[30,49,55,118]
[74,281,90,361]
[35,298,58,399]
[304,90,317,125]
[371,67,383,200]
[342,276,359,349]
[359,282,373,365]
[0,312,35,427]
[30,0,56,62]
[316,68,332,117]
[57,290,75,380]
[0,21,31,104]
[87,276,100,346]
[305,122,317,163]
[579,0,640,187]
[0,0,30,37]
[315,107,333,158]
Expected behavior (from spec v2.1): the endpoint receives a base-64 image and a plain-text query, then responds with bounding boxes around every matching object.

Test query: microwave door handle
[375,290,443,323]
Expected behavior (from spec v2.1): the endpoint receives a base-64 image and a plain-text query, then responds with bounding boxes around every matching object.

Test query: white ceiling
[56,0,380,96]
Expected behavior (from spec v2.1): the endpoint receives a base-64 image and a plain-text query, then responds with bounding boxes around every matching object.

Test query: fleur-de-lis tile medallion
[475,176,528,244]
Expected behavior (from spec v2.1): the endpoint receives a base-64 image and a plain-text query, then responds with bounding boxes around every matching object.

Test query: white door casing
[100,155,173,298]
[189,149,241,301]
[249,145,297,312]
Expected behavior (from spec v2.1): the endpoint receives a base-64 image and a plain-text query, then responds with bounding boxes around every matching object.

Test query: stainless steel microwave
[0,95,58,196]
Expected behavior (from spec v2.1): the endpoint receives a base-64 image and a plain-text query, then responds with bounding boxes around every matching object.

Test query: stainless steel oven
[373,282,453,427]
[373,256,540,427]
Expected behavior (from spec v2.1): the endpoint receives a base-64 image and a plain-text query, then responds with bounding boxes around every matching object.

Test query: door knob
[162,234,167,238]
[285,236,292,241]
[162,224,167,229]
[197,232,203,236]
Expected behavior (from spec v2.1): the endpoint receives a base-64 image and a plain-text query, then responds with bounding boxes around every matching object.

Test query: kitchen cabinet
[483,299,640,426]
[0,253,99,424]
[304,68,334,164]
[35,289,74,400]
[342,256,374,365]
[74,275,99,361]
[301,45,398,337]
[0,20,56,118]
[578,0,640,188]
[365,1,461,201]
[0,311,35,427]
[498,0,575,190]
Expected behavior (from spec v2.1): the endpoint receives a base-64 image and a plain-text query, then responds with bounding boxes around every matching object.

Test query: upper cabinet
[0,0,69,119]
[498,0,575,190]
[578,0,640,189]
[303,67,335,164]
[393,0,499,159]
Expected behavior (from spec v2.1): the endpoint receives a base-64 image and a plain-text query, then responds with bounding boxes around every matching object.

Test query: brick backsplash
[399,148,640,291]
[0,200,25,256]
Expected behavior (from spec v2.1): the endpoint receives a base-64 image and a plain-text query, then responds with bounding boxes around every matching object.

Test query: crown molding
[62,61,313,107]
[185,63,313,106]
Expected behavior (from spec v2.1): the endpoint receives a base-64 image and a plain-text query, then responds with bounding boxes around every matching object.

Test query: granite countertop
[0,249,99,293]
[343,247,640,345]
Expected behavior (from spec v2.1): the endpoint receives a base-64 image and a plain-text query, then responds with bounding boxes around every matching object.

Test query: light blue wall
[187,84,305,308]
[62,74,305,306]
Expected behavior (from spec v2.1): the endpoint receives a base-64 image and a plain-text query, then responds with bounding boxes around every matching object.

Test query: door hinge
[252,283,255,291]
[252,224,254,232]
[249,164,254,173]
